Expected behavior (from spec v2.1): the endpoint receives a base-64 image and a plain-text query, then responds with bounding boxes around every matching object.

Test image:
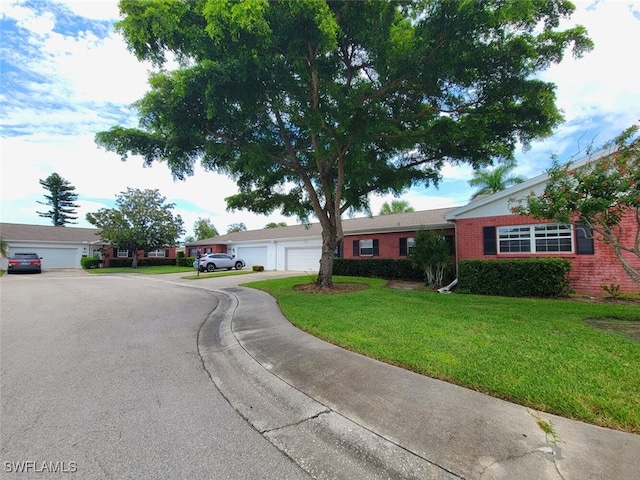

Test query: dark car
[7,253,42,274]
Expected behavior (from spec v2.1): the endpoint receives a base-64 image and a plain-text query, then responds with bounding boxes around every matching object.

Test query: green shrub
[458,258,572,297]
[333,258,422,280]
[252,265,265,272]
[81,256,100,269]
[409,229,452,287]
[106,257,176,268]
[177,254,195,267]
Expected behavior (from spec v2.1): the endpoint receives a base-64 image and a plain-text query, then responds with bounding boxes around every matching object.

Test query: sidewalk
[196,282,639,480]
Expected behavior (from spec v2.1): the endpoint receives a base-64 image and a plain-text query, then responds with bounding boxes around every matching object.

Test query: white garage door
[32,247,79,269]
[286,247,321,271]
[236,247,267,268]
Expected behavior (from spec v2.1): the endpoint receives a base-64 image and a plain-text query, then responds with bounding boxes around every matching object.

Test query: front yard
[246,276,640,433]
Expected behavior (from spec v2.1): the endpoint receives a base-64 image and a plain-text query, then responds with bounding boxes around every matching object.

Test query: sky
[1,0,639,240]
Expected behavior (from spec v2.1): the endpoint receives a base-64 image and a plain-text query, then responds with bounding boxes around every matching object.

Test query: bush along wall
[333,258,423,281]
[457,258,573,297]
[107,258,177,268]
[80,256,100,269]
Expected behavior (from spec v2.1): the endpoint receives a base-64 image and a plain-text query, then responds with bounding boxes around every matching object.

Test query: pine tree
[37,173,79,226]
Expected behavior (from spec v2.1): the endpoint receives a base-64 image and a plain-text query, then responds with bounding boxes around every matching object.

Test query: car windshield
[14,253,38,259]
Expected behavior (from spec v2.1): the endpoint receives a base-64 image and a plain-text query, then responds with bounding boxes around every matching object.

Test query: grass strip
[245,276,640,433]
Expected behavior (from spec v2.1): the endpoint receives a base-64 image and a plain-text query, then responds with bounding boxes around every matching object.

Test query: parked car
[7,253,42,274]
[194,253,245,272]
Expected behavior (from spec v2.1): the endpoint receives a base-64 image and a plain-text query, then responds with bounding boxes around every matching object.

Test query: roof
[444,146,615,221]
[188,207,456,246]
[0,223,106,244]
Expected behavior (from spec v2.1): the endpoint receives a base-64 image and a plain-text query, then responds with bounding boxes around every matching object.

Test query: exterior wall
[2,241,101,269]
[454,214,639,297]
[104,246,178,266]
[186,244,227,257]
[343,229,455,259]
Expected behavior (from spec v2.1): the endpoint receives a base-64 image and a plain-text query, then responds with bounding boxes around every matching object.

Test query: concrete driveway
[0,270,308,479]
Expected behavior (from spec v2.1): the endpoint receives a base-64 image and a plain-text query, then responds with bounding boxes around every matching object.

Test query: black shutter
[165,249,170,257]
[144,251,148,257]
[373,239,379,256]
[112,248,117,257]
[575,223,594,255]
[399,238,407,256]
[352,240,359,257]
[483,226,497,255]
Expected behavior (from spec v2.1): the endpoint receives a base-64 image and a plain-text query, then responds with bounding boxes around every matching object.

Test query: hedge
[333,258,422,281]
[457,258,573,297]
[80,256,100,269]
[107,258,177,268]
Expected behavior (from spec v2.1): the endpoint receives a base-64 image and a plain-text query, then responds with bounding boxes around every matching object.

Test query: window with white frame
[498,224,573,254]
[147,249,166,257]
[359,239,374,256]
[117,249,129,258]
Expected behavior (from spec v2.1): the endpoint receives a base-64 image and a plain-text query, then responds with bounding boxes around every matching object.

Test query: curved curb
[198,287,456,480]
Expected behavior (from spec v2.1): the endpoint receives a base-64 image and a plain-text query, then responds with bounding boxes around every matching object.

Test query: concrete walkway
[185,274,639,480]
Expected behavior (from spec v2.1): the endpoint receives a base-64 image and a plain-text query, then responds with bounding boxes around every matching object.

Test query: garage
[285,247,321,271]
[235,246,268,268]
[10,246,79,269]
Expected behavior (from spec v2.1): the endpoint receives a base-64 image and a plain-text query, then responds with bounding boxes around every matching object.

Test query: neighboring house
[445,148,639,297]
[0,223,108,269]
[186,207,455,272]
[0,223,178,269]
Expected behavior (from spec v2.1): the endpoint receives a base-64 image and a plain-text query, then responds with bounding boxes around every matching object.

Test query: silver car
[195,253,245,272]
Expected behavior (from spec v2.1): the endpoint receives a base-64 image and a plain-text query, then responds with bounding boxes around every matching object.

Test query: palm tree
[379,199,414,215]
[468,159,526,200]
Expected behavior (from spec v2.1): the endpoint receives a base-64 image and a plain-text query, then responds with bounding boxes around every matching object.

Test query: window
[147,249,166,258]
[352,239,379,257]
[496,224,573,254]
[399,237,416,256]
[360,239,374,256]
[117,249,129,258]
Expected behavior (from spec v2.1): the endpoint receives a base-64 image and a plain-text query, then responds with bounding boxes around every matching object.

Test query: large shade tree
[86,188,184,268]
[37,172,80,226]
[96,0,592,287]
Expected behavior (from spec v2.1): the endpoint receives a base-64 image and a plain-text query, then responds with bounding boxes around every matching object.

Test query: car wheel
[235,262,243,270]
[206,263,216,272]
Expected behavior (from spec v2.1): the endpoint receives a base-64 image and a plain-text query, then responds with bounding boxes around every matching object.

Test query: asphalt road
[0,271,309,479]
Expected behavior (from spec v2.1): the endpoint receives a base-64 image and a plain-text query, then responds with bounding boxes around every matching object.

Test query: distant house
[0,223,108,269]
[0,223,178,269]
[186,207,455,272]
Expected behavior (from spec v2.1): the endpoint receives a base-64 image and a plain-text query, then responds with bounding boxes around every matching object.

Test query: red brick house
[445,149,639,297]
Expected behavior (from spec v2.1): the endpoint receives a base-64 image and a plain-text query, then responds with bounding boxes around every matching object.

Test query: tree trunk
[131,251,138,268]
[316,223,340,288]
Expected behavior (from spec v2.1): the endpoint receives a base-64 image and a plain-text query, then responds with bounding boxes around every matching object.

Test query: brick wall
[455,213,639,297]
[343,229,455,259]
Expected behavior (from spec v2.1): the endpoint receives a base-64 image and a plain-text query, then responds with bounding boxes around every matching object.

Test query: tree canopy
[86,188,184,268]
[514,125,640,286]
[265,222,288,229]
[468,159,526,200]
[193,217,219,240]
[227,222,247,234]
[37,172,79,226]
[96,0,592,286]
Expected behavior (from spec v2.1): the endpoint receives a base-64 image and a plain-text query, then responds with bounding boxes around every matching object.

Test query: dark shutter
[483,226,497,255]
[144,251,148,257]
[112,248,117,257]
[352,240,359,257]
[373,239,379,256]
[165,249,170,257]
[399,238,407,256]
[575,223,594,255]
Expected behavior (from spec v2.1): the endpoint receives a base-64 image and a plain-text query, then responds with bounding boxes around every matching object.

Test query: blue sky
[1,0,639,238]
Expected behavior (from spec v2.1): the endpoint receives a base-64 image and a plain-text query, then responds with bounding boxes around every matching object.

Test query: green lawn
[245,276,640,433]
[86,265,195,274]
[86,265,254,280]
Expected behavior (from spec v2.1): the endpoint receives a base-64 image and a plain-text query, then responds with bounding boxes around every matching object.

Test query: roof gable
[445,146,615,221]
